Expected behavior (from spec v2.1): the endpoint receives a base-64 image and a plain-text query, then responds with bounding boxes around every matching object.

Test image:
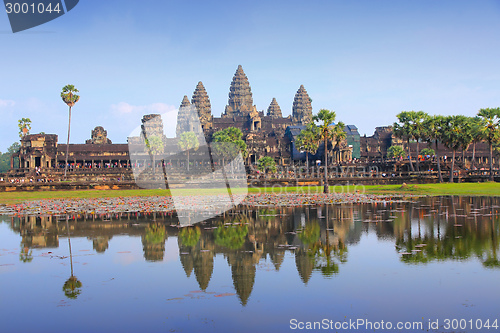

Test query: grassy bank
[0,182,499,205]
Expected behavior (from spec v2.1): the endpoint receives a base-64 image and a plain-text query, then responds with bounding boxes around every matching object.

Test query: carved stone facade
[86,126,112,144]
[16,134,58,169]
[176,95,202,137]
[224,65,257,117]
[191,82,213,130]
[266,98,282,118]
[292,85,313,125]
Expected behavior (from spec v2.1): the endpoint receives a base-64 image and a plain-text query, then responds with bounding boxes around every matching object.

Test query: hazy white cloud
[0,99,15,108]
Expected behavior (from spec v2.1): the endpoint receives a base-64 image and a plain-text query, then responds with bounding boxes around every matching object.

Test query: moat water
[1,196,499,333]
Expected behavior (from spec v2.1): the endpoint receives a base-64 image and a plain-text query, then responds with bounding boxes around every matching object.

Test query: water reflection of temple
[4,196,500,304]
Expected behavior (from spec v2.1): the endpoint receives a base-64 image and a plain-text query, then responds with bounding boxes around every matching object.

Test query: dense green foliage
[387,145,405,159]
[257,156,277,173]
[178,226,201,247]
[0,142,20,173]
[295,122,319,167]
[214,223,248,250]
[212,127,247,160]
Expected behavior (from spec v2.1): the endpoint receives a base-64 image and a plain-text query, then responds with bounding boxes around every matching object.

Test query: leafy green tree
[212,127,247,165]
[257,156,277,174]
[178,226,201,247]
[477,107,500,181]
[0,143,20,172]
[214,224,248,250]
[312,109,345,193]
[177,131,199,171]
[18,118,31,138]
[295,123,319,169]
[145,136,164,171]
[387,145,405,159]
[420,148,435,156]
[61,85,80,178]
[298,222,320,245]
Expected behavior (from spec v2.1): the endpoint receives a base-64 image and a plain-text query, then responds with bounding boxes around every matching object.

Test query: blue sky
[1,0,500,152]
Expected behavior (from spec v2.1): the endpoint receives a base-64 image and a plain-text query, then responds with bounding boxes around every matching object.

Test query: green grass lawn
[0,182,499,205]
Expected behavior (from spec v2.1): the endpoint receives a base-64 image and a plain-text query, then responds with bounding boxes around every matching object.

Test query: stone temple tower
[176,95,202,137]
[191,81,213,130]
[266,98,282,118]
[224,65,257,117]
[292,85,312,125]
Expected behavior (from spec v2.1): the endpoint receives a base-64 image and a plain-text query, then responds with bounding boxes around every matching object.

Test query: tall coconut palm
[477,108,500,181]
[313,109,344,194]
[394,111,429,173]
[442,115,467,183]
[393,112,415,172]
[61,85,80,178]
[18,118,32,138]
[469,116,484,169]
[423,115,445,183]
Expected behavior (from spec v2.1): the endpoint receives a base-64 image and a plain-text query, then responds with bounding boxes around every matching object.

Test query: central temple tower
[224,65,257,117]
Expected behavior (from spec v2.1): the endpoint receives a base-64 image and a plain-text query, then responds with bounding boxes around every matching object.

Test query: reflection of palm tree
[306,206,347,277]
[63,219,82,299]
[63,276,82,299]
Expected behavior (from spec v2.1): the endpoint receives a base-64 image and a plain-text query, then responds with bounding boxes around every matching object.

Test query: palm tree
[177,131,199,171]
[61,85,80,178]
[144,136,164,171]
[394,111,430,172]
[63,219,82,299]
[312,109,345,194]
[295,123,319,171]
[468,116,484,169]
[442,115,467,182]
[423,115,445,183]
[477,108,500,181]
[18,118,32,138]
[458,118,474,169]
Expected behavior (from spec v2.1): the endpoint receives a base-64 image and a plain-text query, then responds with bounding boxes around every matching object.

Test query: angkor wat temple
[12,65,355,172]
[9,65,494,174]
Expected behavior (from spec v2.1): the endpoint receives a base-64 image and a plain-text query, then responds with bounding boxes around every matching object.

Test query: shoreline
[0,182,499,206]
[0,192,412,216]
